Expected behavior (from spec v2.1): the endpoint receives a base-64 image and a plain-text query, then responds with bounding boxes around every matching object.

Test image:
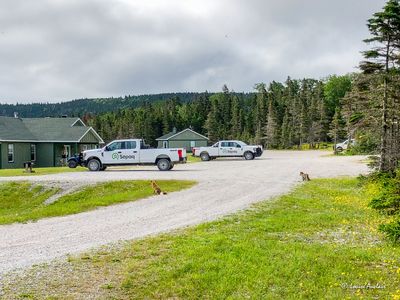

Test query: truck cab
[101,140,139,165]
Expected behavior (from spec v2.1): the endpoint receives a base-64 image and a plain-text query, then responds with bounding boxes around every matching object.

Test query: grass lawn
[0,159,200,176]
[187,155,201,163]
[2,178,400,299]
[0,180,195,225]
[0,166,87,177]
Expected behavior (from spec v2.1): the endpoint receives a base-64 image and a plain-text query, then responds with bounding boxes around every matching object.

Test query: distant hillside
[0,93,208,118]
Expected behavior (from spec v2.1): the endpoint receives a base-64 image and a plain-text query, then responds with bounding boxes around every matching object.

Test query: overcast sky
[0,0,387,104]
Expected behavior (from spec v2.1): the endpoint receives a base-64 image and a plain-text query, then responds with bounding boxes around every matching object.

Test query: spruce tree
[329,107,346,154]
[204,99,219,143]
[360,0,400,172]
[254,83,267,145]
[231,95,242,139]
[264,100,279,149]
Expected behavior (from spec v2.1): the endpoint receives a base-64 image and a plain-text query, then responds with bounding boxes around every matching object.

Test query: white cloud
[0,0,387,103]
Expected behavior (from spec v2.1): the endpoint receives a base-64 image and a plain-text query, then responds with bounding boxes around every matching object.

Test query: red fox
[299,172,311,181]
[151,180,167,195]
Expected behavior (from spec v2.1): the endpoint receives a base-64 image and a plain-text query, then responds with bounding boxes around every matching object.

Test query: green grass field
[3,178,400,299]
[0,166,86,177]
[0,180,196,225]
[289,142,334,151]
[0,157,200,177]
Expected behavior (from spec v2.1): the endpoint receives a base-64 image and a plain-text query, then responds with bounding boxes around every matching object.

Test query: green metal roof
[0,117,35,141]
[156,128,209,141]
[156,132,177,141]
[0,117,104,143]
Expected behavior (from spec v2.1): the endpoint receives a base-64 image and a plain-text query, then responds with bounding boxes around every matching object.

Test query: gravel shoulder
[0,151,369,275]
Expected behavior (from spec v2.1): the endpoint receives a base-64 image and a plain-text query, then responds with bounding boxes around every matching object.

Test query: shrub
[368,170,400,242]
[347,133,379,155]
[379,221,400,243]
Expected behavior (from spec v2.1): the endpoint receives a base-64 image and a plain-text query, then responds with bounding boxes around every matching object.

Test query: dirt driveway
[0,151,369,275]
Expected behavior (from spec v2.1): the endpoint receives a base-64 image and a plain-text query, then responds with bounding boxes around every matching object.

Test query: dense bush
[347,133,380,155]
[378,221,400,243]
[368,170,400,242]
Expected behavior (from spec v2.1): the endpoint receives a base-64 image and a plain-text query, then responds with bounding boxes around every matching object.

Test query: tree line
[86,76,352,149]
[0,93,205,117]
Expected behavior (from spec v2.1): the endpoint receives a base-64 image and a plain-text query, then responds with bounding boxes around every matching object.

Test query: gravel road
[0,151,369,275]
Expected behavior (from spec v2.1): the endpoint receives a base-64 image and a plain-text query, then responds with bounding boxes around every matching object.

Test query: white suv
[335,139,355,152]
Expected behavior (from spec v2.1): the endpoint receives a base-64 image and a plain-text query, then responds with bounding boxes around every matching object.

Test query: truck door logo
[112,153,135,160]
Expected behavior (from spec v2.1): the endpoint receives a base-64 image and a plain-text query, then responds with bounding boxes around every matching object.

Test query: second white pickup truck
[193,140,263,161]
[81,139,186,171]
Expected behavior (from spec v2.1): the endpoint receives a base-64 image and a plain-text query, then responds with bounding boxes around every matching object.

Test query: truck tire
[87,159,101,171]
[244,151,255,160]
[157,158,171,171]
[336,146,343,152]
[68,160,78,169]
[100,166,107,171]
[200,152,210,161]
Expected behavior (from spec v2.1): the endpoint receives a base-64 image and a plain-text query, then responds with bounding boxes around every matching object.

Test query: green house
[156,128,209,152]
[0,116,104,169]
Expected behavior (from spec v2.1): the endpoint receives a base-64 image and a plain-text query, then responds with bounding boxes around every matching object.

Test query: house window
[7,144,14,163]
[30,144,36,161]
[163,141,168,148]
[190,141,196,148]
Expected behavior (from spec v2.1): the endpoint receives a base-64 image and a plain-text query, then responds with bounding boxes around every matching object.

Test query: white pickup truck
[193,140,263,161]
[81,139,186,171]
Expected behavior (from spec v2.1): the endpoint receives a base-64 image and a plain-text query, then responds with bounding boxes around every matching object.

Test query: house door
[63,145,71,158]
[163,141,168,148]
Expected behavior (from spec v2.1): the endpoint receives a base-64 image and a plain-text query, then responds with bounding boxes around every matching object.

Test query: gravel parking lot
[0,151,369,275]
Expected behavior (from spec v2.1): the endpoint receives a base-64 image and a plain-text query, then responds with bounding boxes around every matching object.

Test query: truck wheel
[87,159,101,171]
[244,151,255,160]
[157,158,171,171]
[169,163,174,170]
[68,160,78,168]
[336,146,343,152]
[200,152,210,161]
